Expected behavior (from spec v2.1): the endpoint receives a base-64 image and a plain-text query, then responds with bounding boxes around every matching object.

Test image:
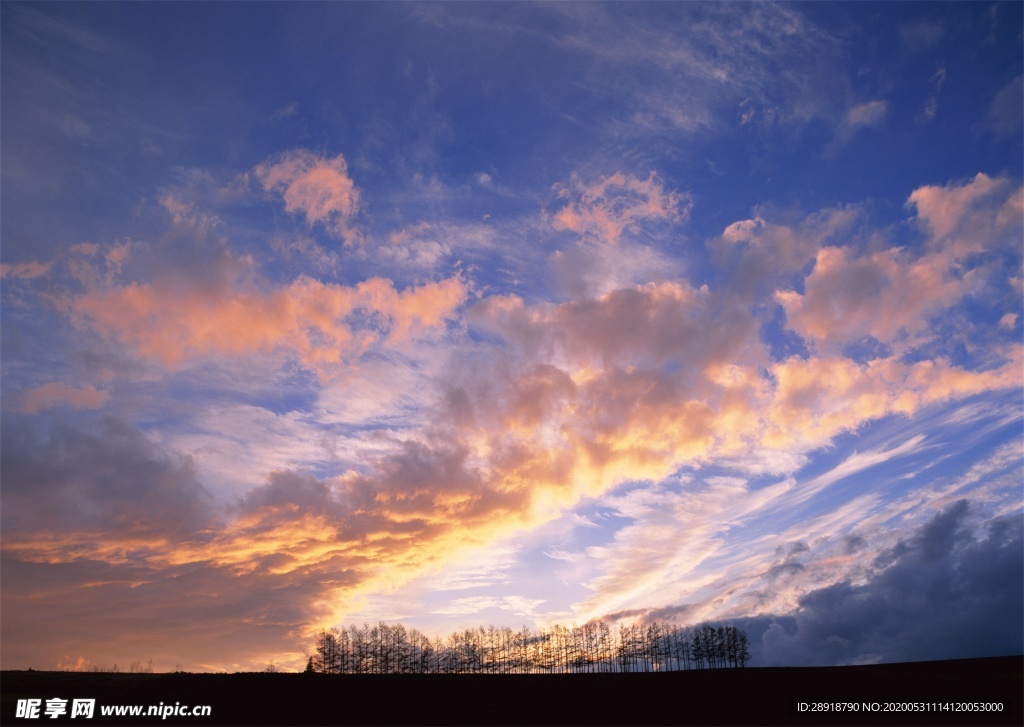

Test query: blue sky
[2,1,1022,672]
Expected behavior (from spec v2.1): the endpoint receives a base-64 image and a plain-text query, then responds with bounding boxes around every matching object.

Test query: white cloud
[543,548,585,562]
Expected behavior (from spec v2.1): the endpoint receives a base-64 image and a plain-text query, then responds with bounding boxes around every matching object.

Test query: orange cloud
[464,272,1022,506]
[74,273,466,375]
[765,349,1023,448]
[255,150,360,242]
[1,448,536,671]
[58,268,1016,600]
[551,172,691,243]
[8,271,1022,672]
[18,382,109,413]
[8,169,1020,673]
[777,176,1023,351]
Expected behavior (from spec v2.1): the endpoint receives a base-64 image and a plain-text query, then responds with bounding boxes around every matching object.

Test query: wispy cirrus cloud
[567,394,1021,633]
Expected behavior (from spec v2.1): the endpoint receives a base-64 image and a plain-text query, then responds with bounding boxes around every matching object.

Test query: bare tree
[313,628,340,674]
[309,619,748,675]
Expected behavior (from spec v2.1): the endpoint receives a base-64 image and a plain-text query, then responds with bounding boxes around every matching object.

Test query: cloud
[382,222,456,269]
[845,100,887,128]
[0,261,51,280]
[576,476,784,624]
[916,67,946,124]
[5,157,1020,673]
[984,75,1023,139]
[255,149,361,242]
[469,264,1019,484]
[2,1,1021,679]
[75,177,1018,580]
[710,206,860,303]
[433,595,543,618]
[777,174,1023,353]
[0,418,559,668]
[793,435,927,502]
[72,252,466,377]
[571,432,934,627]
[55,656,97,672]
[899,19,944,52]
[572,431,1022,665]
[1,417,214,541]
[419,544,520,592]
[271,101,298,120]
[942,439,1023,509]
[269,233,340,273]
[774,245,959,349]
[916,96,938,124]
[550,233,685,300]
[907,172,1018,249]
[753,502,1024,666]
[765,353,1021,449]
[450,197,1021,538]
[543,548,585,563]
[18,382,109,413]
[826,99,888,151]
[549,172,691,244]
[539,2,845,136]
[0,417,498,671]
[165,400,372,499]
[470,280,746,374]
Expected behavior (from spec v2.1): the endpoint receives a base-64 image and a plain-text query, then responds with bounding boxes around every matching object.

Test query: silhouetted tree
[309,619,748,674]
[313,628,341,674]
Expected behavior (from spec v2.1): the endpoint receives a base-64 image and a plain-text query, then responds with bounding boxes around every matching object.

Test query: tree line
[307,621,749,674]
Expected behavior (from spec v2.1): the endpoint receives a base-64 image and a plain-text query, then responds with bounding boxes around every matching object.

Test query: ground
[2,656,1020,726]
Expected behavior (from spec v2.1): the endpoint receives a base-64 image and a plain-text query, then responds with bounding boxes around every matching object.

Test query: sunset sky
[2,2,1022,673]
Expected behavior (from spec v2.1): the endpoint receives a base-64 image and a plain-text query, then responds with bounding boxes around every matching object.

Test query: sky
[1,1,1022,673]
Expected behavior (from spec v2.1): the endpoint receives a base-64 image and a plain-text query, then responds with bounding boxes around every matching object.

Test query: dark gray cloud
[613,501,1023,667]
[0,414,215,537]
[750,501,1023,666]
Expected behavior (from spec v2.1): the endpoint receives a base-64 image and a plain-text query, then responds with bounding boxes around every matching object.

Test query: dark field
[3,656,1021,726]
